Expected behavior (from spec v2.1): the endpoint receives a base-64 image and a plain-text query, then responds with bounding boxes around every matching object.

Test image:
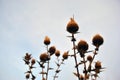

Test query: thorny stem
[46,45,49,80]
[42,67,44,79]
[87,48,97,80]
[83,56,87,80]
[87,49,97,72]
[71,34,80,80]
[28,64,35,80]
[53,58,64,80]
[95,74,97,80]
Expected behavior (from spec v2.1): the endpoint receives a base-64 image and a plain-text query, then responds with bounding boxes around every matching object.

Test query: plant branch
[71,34,80,80]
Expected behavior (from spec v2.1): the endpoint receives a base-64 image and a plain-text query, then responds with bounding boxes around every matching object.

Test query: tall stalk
[46,45,49,80]
[71,34,80,80]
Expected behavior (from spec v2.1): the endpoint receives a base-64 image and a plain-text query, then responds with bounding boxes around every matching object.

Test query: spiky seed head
[87,55,93,62]
[80,74,84,80]
[55,50,60,57]
[92,34,104,48]
[40,53,49,62]
[26,73,30,79]
[44,36,50,45]
[24,53,31,61]
[31,58,36,65]
[49,46,56,56]
[62,51,69,59]
[77,40,89,53]
[66,18,79,34]
[95,61,102,69]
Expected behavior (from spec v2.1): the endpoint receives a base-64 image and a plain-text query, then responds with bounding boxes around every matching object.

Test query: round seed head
[40,53,49,62]
[80,74,84,80]
[49,46,56,56]
[77,40,89,53]
[25,53,31,61]
[31,58,36,65]
[62,51,69,59]
[26,73,30,79]
[87,55,93,62]
[66,18,79,34]
[95,61,102,69]
[92,34,104,47]
[55,50,60,57]
[44,36,50,45]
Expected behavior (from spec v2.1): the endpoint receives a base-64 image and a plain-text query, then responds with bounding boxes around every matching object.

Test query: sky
[0,0,120,80]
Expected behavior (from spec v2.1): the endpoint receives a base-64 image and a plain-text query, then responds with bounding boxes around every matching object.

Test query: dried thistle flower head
[62,51,69,59]
[77,40,89,53]
[87,55,93,62]
[44,36,50,45]
[55,50,60,57]
[49,46,56,56]
[40,53,49,62]
[86,74,89,79]
[24,53,31,61]
[92,34,104,48]
[80,74,84,80]
[31,58,36,65]
[25,73,30,79]
[42,77,46,80]
[95,61,102,69]
[66,18,79,34]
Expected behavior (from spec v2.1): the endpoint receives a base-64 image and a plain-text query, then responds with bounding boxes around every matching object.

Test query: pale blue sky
[0,0,120,80]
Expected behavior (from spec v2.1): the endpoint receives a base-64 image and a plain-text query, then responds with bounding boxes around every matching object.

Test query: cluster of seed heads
[23,53,36,80]
[23,17,104,80]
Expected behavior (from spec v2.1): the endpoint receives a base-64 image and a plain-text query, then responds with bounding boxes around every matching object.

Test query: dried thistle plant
[23,17,105,80]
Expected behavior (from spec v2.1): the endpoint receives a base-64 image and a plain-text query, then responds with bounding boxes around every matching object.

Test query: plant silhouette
[23,17,105,80]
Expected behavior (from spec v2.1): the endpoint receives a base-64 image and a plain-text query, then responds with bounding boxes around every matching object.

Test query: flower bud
[66,18,79,34]
[92,34,104,48]
[40,53,49,62]
[31,58,36,65]
[87,55,93,62]
[95,61,102,69]
[49,46,56,56]
[77,40,89,53]
[44,36,50,45]
[26,73,30,79]
[55,50,60,57]
[62,51,69,59]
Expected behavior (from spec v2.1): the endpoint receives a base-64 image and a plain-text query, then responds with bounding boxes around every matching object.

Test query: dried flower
[95,61,102,69]
[49,46,56,56]
[31,58,36,65]
[92,34,104,48]
[24,53,31,61]
[26,73,30,79]
[80,74,84,80]
[62,51,69,59]
[66,18,79,34]
[55,50,60,57]
[42,77,46,80]
[40,53,50,62]
[77,40,89,53]
[44,36,50,45]
[87,55,93,62]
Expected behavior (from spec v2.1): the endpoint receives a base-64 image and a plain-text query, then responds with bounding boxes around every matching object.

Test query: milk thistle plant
[23,17,104,80]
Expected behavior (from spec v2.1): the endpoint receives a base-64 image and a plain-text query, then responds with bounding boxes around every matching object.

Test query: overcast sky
[0,0,120,80]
